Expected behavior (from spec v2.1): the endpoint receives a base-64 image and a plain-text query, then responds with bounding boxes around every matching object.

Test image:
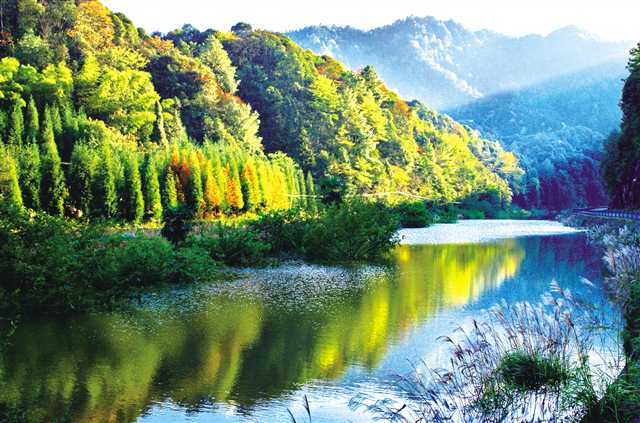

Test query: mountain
[448,62,627,208]
[288,17,632,110]
[0,2,521,223]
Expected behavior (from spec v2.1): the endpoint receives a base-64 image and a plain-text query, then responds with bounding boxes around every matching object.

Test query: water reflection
[0,235,600,423]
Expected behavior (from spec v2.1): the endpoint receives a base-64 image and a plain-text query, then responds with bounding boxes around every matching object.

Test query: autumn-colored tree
[224,160,243,212]
[202,160,222,216]
[240,160,260,211]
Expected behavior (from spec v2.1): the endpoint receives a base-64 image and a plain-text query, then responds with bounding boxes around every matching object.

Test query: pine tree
[297,169,307,209]
[224,160,244,212]
[240,160,260,212]
[0,146,23,208]
[211,153,226,208]
[25,96,39,144]
[18,143,41,210]
[122,154,144,223]
[40,111,67,216]
[163,169,178,209]
[8,102,24,147]
[305,171,318,214]
[69,143,96,218]
[256,162,272,209]
[186,152,204,217]
[92,145,118,219]
[143,155,163,222]
[50,104,63,137]
[203,160,222,216]
[150,100,168,144]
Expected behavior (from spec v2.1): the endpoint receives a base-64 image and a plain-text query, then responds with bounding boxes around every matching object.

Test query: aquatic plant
[350,282,623,422]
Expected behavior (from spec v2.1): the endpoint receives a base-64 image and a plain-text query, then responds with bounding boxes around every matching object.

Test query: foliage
[394,202,433,228]
[161,205,193,246]
[191,224,271,266]
[602,42,640,209]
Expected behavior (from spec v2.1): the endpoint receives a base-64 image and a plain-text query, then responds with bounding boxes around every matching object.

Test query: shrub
[394,202,434,228]
[192,224,271,266]
[303,201,400,261]
[249,208,309,254]
[497,352,569,392]
[171,244,221,283]
[161,205,193,246]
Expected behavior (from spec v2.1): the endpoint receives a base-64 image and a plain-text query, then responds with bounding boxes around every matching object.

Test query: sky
[101,0,640,42]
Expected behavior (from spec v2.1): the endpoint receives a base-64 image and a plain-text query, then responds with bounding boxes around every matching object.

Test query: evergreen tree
[240,160,260,211]
[24,96,39,144]
[0,146,23,208]
[186,152,204,217]
[203,160,222,215]
[305,171,318,213]
[40,112,67,216]
[297,168,307,209]
[69,143,96,218]
[150,100,168,144]
[143,155,163,222]
[92,145,118,219]
[122,154,144,223]
[50,104,63,136]
[18,143,41,210]
[163,169,178,210]
[8,102,24,147]
[224,160,244,212]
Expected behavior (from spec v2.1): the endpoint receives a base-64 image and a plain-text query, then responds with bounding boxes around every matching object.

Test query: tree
[163,169,178,210]
[69,143,96,218]
[202,160,222,215]
[305,171,318,213]
[143,155,163,222]
[150,100,168,144]
[40,111,67,215]
[240,160,260,211]
[122,154,144,223]
[199,35,238,93]
[186,152,204,217]
[24,96,38,144]
[0,146,23,208]
[92,144,118,218]
[8,102,24,146]
[18,142,40,209]
[224,160,243,212]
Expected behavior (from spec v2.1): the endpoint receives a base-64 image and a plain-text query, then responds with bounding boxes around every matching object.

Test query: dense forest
[0,0,524,223]
[602,43,640,209]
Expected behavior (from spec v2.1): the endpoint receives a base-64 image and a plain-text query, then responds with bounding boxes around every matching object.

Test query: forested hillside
[602,43,640,209]
[290,17,630,210]
[450,62,626,209]
[0,1,521,223]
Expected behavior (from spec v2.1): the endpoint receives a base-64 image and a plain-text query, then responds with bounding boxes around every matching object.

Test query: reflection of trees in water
[0,240,527,422]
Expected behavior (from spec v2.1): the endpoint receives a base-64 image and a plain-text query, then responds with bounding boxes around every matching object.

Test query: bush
[497,352,569,392]
[249,208,309,254]
[192,224,271,266]
[161,205,193,246]
[394,202,434,228]
[302,201,400,261]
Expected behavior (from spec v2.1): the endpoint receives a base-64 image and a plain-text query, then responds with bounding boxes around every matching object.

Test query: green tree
[40,112,67,215]
[199,35,238,93]
[305,171,318,213]
[0,146,23,207]
[92,144,118,218]
[8,102,24,147]
[18,143,40,209]
[240,160,260,211]
[24,96,39,144]
[150,100,168,144]
[143,155,163,222]
[69,143,97,218]
[122,154,144,223]
[186,152,204,217]
[163,169,178,210]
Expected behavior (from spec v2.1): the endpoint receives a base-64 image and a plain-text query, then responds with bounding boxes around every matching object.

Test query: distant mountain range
[288,17,631,110]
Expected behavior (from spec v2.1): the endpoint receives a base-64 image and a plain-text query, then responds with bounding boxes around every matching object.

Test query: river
[0,221,613,422]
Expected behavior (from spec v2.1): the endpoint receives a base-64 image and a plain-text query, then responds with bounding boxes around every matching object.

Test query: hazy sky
[101,0,640,41]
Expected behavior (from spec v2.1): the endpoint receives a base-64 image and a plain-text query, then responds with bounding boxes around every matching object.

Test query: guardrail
[574,209,640,221]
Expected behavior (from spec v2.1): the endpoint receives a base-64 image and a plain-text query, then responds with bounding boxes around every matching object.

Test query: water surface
[0,221,606,422]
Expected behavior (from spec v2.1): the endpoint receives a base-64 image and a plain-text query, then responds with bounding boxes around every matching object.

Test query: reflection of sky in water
[0,227,614,423]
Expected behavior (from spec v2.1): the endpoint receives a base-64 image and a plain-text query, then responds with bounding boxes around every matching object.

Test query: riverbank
[565,214,640,422]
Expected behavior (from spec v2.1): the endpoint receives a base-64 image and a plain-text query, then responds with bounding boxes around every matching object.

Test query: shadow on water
[0,233,604,422]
